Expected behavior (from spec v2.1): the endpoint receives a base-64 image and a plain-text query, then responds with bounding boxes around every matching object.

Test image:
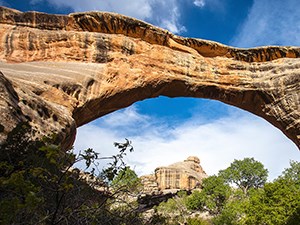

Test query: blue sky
[2,0,300,180]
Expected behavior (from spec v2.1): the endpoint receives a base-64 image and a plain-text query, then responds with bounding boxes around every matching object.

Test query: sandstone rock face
[140,174,159,194]
[155,156,207,191]
[0,6,299,149]
[141,156,207,193]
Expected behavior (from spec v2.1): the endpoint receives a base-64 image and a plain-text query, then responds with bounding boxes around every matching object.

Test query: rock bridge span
[0,6,299,149]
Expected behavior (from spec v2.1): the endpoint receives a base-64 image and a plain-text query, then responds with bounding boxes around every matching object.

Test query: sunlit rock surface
[155,156,207,191]
[0,6,299,149]
[141,156,207,193]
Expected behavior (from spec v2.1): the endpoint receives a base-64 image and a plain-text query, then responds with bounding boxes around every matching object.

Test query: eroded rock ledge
[0,6,299,149]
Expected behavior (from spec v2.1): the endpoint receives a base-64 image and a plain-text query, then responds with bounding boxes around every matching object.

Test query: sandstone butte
[0,6,299,150]
[141,156,208,194]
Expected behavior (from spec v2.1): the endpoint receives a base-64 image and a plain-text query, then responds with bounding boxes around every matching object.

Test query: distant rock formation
[141,156,207,193]
[140,174,160,194]
[0,6,299,149]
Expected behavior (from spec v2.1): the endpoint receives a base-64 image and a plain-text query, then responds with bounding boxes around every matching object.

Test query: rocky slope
[0,6,299,149]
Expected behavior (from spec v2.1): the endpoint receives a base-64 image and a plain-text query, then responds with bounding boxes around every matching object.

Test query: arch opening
[74,97,299,181]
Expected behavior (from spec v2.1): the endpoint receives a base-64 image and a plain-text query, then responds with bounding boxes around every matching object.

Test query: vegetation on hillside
[0,123,142,224]
[1,123,299,224]
[153,158,300,225]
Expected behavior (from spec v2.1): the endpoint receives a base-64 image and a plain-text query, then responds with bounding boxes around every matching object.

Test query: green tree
[280,160,300,183]
[245,179,300,225]
[111,166,142,194]
[245,161,300,225]
[155,191,190,224]
[213,189,249,225]
[219,157,268,194]
[187,175,231,215]
[186,190,205,211]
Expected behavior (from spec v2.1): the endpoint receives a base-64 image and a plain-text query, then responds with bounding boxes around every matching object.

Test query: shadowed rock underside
[0,6,299,150]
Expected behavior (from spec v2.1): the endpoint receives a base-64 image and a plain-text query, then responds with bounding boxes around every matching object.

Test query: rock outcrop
[0,6,299,149]
[156,156,207,191]
[141,156,207,193]
[140,174,160,194]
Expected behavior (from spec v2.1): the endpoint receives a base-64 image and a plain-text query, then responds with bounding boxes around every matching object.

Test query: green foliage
[158,198,179,213]
[187,175,231,215]
[212,160,300,225]
[0,123,140,225]
[286,206,300,225]
[147,212,168,225]
[0,123,106,224]
[0,170,43,224]
[1,123,299,225]
[244,161,300,225]
[78,148,99,169]
[186,190,205,211]
[101,138,133,182]
[280,160,300,183]
[212,189,249,225]
[111,166,142,193]
[186,217,212,225]
[153,190,215,225]
[219,157,268,194]
[157,191,189,213]
[154,159,299,224]
[155,191,190,224]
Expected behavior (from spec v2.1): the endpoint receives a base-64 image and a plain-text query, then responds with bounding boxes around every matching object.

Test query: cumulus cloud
[157,3,186,33]
[232,0,300,47]
[74,103,299,181]
[30,0,188,33]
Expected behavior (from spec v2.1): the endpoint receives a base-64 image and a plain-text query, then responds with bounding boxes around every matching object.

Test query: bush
[187,217,212,225]
[0,123,140,224]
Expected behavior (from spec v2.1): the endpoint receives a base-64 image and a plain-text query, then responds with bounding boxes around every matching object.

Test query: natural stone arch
[0,7,299,149]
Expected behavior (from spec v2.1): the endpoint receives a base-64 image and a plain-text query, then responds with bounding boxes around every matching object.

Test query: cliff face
[141,156,207,193]
[155,156,208,191]
[0,6,299,149]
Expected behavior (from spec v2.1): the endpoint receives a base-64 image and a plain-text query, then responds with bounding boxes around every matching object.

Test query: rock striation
[141,156,207,193]
[0,6,299,149]
[156,156,207,191]
[140,174,160,194]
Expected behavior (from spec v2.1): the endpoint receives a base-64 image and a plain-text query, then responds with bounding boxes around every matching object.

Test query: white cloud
[99,106,150,129]
[74,103,299,181]
[158,4,186,33]
[31,0,188,33]
[193,0,205,8]
[232,0,300,47]
[31,0,152,20]
[194,0,225,12]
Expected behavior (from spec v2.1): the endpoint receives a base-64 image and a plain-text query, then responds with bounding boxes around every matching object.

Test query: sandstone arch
[0,7,299,149]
